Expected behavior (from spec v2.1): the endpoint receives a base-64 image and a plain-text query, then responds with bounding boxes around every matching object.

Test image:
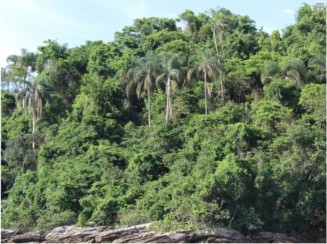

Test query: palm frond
[207,83,213,97]
[134,68,146,83]
[187,67,196,81]
[308,55,325,68]
[286,70,301,85]
[261,61,280,85]
[283,58,306,81]
[155,73,167,88]
[170,69,180,81]
[136,82,144,99]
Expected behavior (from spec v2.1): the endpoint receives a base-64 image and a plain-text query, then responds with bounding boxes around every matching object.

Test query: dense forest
[1,3,326,236]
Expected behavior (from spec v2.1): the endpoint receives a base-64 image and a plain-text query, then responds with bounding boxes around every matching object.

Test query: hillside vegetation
[1,4,326,235]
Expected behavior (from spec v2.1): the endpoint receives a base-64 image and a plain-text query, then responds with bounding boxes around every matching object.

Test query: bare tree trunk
[213,24,225,106]
[31,90,36,149]
[219,70,224,105]
[212,24,219,57]
[32,103,36,149]
[165,77,173,123]
[23,74,27,89]
[165,80,170,123]
[168,78,173,121]
[147,87,151,127]
[204,71,208,115]
[32,115,35,149]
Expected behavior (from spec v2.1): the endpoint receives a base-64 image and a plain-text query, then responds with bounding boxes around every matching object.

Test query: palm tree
[127,51,160,127]
[216,56,225,105]
[121,56,141,108]
[17,79,46,149]
[188,48,223,114]
[6,48,37,90]
[156,52,183,123]
[212,16,228,56]
[211,9,231,57]
[260,61,280,85]
[308,55,326,83]
[210,10,229,105]
[1,67,12,91]
[282,58,306,86]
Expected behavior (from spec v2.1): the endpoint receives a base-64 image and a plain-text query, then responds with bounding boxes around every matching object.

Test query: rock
[1,229,18,243]
[9,232,45,243]
[1,229,45,243]
[250,231,310,243]
[112,231,193,243]
[1,224,322,243]
[45,225,110,243]
[96,226,246,243]
[94,223,150,243]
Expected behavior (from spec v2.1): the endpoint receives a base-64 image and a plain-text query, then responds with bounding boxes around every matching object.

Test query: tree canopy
[1,4,325,237]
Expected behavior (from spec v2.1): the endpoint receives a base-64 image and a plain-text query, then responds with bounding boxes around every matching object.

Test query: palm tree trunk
[166,77,173,123]
[23,75,27,89]
[168,78,173,121]
[213,24,225,106]
[31,91,36,149]
[166,80,170,123]
[213,25,219,57]
[32,115,35,149]
[204,71,208,115]
[219,70,224,105]
[147,87,151,127]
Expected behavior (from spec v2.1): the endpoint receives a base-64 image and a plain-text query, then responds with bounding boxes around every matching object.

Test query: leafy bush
[36,210,76,231]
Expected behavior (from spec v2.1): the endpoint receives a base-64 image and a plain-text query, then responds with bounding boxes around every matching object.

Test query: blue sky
[0,0,323,67]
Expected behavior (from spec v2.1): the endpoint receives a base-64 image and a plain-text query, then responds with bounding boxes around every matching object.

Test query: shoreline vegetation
[1,3,326,238]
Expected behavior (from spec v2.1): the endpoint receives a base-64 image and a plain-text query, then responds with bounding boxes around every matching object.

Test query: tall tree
[282,58,306,86]
[188,48,221,114]
[5,48,37,91]
[211,13,228,56]
[260,61,280,85]
[17,79,47,149]
[127,51,160,127]
[156,52,183,123]
[308,55,326,83]
[210,10,229,104]
[36,40,68,73]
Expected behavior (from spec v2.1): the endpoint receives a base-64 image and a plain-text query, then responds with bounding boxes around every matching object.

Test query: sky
[0,0,324,67]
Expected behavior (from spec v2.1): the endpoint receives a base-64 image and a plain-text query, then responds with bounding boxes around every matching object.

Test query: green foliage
[36,210,76,231]
[2,110,32,140]
[1,3,325,237]
[299,83,326,128]
[1,91,16,116]
[252,100,293,133]
[118,208,152,226]
[141,30,187,52]
[2,133,38,191]
[2,171,41,231]
[299,84,325,113]
[127,150,167,183]
[264,78,299,107]
[36,40,68,73]
[215,154,254,201]
[79,74,124,119]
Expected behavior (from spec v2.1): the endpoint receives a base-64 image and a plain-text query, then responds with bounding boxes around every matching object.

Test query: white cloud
[282,9,293,15]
